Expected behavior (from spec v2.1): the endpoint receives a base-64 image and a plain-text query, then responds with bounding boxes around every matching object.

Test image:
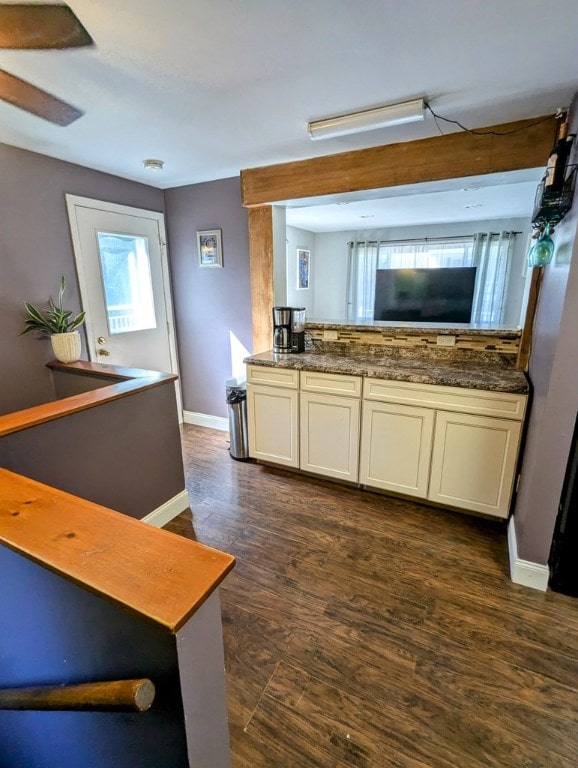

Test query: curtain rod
[348,231,522,246]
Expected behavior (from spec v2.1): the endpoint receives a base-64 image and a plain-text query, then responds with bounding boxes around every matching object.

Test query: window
[347,232,516,324]
[378,237,474,270]
[96,232,157,334]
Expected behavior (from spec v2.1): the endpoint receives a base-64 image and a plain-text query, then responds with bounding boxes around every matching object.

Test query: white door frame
[65,194,182,415]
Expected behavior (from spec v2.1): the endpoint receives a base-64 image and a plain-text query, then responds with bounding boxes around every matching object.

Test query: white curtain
[346,233,517,324]
[347,241,378,320]
[471,232,516,324]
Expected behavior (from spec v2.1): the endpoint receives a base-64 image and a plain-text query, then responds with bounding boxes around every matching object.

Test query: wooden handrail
[0,678,156,712]
[0,470,235,632]
[0,362,178,438]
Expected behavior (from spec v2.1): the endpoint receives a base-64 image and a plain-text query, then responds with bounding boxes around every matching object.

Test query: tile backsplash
[306,326,521,363]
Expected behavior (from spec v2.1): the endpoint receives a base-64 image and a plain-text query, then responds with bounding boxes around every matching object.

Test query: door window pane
[96,232,157,334]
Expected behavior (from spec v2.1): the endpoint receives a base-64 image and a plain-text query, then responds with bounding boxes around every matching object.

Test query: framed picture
[197,229,223,268]
[296,248,310,289]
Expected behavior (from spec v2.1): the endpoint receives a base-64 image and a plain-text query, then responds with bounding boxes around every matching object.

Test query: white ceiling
[284,170,542,232]
[0,0,577,188]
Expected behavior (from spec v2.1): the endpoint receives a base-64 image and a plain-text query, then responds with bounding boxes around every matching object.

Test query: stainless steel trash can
[226,378,250,461]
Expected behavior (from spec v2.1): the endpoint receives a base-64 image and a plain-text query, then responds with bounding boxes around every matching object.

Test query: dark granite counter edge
[244,353,529,395]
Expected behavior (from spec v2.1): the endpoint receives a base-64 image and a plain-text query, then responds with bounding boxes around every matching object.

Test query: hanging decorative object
[527,223,555,267]
[531,109,576,233]
[528,109,576,267]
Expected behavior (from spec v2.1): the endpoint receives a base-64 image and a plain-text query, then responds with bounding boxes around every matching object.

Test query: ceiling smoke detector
[143,158,164,171]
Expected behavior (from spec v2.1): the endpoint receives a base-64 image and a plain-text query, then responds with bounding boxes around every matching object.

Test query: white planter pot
[51,331,81,363]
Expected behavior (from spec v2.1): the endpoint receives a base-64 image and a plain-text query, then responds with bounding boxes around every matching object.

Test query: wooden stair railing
[0,678,156,712]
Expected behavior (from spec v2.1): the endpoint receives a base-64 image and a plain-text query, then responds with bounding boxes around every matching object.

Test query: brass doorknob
[97,348,110,356]
[97,336,107,345]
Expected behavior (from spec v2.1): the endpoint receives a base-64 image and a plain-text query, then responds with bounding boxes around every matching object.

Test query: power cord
[425,102,559,137]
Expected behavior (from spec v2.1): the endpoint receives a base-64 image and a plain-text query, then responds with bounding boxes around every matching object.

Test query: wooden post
[517,266,544,371]
[248,205,274,353]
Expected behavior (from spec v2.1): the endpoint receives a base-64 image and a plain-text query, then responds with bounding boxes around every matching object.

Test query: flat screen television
[373,266,477,323]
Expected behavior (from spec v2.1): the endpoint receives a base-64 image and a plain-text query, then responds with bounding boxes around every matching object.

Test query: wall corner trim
[183,410,229,432]
[507,517,550,592]
[141,489,190,528]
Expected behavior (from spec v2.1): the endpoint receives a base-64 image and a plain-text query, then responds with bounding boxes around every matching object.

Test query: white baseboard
[141,489,190,528]
[183,410,229,432]
[507,517,550,592]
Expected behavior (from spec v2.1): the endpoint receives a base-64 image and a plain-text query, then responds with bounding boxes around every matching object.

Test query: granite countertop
[244,350,529,394]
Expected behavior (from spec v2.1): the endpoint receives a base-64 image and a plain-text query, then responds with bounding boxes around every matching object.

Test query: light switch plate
[436,335,456,347]
[323,329,339,341]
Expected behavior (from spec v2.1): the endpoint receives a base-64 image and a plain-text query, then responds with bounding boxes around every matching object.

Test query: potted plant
[21,276,86,363]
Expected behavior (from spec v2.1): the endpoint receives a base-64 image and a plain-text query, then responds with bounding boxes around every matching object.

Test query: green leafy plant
[21,276,86,336]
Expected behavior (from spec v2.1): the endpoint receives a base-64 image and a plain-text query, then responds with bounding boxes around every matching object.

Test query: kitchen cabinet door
[428,411,522,518]
[300,392,360,482]
[359,400,435,498]
[247,384,299,467]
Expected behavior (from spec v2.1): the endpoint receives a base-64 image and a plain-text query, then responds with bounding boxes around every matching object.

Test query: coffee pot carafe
[273,324,289,350]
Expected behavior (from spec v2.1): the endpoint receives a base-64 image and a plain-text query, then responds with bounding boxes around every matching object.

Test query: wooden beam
[241,115,556,207]
[248,205,274,353]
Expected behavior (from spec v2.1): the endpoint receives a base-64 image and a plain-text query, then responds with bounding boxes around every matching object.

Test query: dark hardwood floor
[166,424,578,768]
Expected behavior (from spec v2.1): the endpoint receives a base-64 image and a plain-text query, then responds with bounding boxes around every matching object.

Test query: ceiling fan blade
[0,68,83,125]
[0,4,93,49]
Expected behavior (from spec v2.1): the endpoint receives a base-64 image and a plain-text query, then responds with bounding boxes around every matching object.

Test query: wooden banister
[0,469,235,632]
[0,678,156,712]
[0,362,178,438]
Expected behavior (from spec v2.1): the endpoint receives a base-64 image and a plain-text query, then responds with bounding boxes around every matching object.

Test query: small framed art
[296,248,310,289]
[197,229,223,268]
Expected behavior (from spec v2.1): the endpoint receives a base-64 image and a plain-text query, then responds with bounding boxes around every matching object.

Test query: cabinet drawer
[246,364,299,389]
[363,378,527,421]
[300,370,362,398]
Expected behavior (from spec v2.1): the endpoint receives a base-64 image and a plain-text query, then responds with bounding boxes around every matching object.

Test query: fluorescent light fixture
[307,98,425,141]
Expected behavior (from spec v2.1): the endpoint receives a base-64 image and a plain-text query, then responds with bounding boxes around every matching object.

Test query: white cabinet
[247,384,299,467]
[300,392,360,481]
[246,366,300,468]
[362,376,526,517]
[428,411,522,519]
[299,371,362,482]
[359,401,434,498]
[246,363,527,520]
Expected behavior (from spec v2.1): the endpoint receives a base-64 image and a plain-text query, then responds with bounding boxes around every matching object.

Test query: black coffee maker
[272,307,306,353]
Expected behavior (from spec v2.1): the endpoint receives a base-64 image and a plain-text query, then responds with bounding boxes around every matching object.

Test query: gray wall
[0,545,189,768]
[0,382,185,519]
[286,225,315,315]
[272,205,288,305]
[313,230,350,320]
[513,99,578,564]
[0,142,164,415]
[164,177,252,418]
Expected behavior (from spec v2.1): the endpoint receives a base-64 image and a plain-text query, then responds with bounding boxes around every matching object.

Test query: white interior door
[66,195,181,405]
